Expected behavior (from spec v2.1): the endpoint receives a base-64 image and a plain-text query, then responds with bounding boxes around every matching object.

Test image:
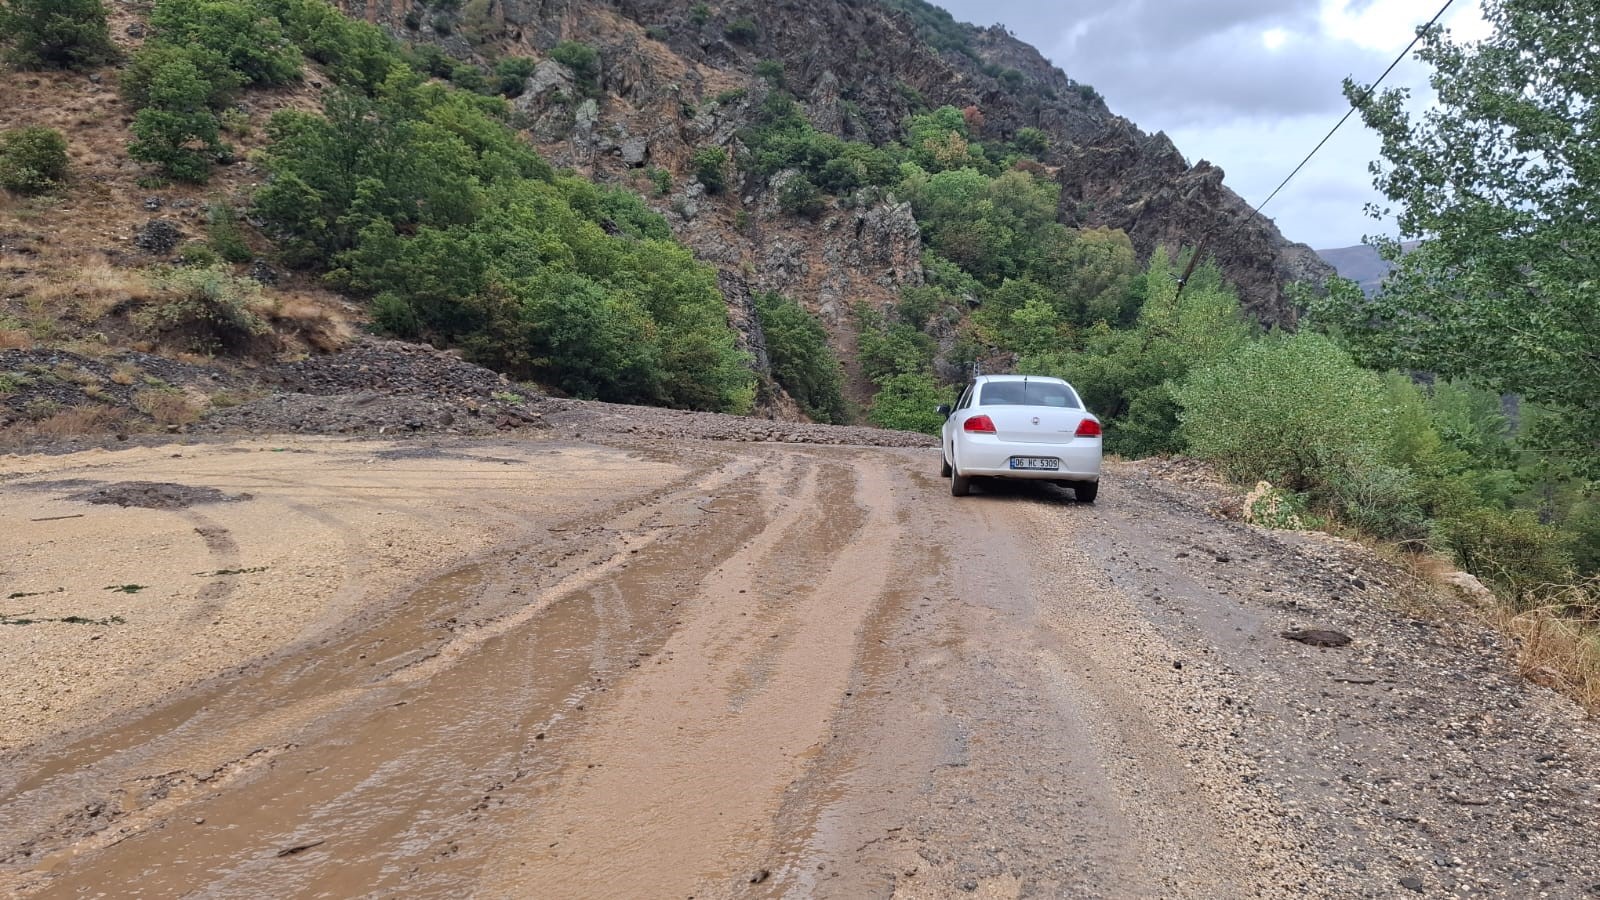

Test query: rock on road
[0,430,1596,898]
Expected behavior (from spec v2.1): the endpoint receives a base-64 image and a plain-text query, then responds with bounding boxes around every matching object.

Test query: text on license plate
[1009,457,1060,471]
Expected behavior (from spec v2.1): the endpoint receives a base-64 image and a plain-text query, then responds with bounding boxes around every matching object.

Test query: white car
[937,375,1102,502]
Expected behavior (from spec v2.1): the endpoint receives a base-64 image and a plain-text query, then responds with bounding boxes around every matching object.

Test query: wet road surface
[2,439,1597,898]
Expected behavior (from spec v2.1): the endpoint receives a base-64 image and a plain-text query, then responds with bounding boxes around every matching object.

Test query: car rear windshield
[978,381,1080,408]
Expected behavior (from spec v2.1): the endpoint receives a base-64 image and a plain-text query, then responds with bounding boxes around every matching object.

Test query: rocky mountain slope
[352,0,1332,330]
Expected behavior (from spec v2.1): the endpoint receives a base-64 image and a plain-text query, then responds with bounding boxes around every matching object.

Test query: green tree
[127,53,230,181]
[0,0,116,70]
[1174,331,1396,494]
[754,292,847,423]
[548,40,599,93]
[869,372,945,434]
[1319,0,1600,479]
[149,0,302,86]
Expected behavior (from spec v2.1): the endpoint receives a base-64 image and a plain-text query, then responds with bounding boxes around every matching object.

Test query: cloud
[923,0,1483,246]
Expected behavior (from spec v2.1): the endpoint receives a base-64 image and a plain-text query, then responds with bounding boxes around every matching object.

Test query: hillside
[1,0,1334,445]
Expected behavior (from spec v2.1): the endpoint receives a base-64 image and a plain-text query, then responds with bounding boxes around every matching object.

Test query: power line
[1246,0,1458,223]
[1175,0,1458,297]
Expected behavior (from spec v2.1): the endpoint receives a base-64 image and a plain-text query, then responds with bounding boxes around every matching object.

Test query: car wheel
[1074,481,1098,504]
[951,471,972,497]
[940,450,952,478]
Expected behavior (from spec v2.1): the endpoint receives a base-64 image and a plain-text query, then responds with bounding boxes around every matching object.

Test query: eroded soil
[1,434,1596,898]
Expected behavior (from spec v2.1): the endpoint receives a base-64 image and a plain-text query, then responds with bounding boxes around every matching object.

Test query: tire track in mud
[0,447,766,896]
[753,474,1297,899]
[472,451,899,899]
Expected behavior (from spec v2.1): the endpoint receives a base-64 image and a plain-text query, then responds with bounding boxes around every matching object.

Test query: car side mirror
[935,404,952,418]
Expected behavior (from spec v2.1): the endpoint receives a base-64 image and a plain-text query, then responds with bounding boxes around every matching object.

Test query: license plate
[1009,457,1059,471]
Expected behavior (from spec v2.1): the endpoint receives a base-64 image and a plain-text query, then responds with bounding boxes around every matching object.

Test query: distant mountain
[1316,242,1421,296]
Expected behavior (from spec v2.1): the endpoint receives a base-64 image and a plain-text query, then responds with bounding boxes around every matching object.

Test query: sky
[929,0,1492,249]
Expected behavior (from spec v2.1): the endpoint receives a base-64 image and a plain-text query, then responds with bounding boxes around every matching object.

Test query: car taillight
[1075,418,1102,438]
[963,415,996,434]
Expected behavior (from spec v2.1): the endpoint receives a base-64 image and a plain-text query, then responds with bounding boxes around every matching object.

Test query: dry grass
[266,292,354,354]
[0,404,125,447]
[29,262,159,323]
[1413,555,1600,717]
[133,388,202,426]
[1500,595,1600,717]
[0,328,31,349]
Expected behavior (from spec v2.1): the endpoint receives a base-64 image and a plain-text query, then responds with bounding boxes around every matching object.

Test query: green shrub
[724,17,757,42]
[138,265,269,353]
[178,241,222,267]
[754,59,784,87]
[449,62,486,93]
[855,303,935,380]
[0,0,117,70]
[692,146,728,193]
[777,174,823,218]
[1013,127,1050,157]
[1174,331,1393,493]
[646,166,672,195]
[1436,506,1574,601]
[688,2,709,26]
[869,372,945,434]
[206,199,253,262]
[494,56,536,97]
[149,0,301,86]
[123,45,239,110]
[549,40,599,92]
[714,87,746,106]
[1323,459,1427,539]
[0,126,69,195]
[127,51,230,183]
[754,292,847,423]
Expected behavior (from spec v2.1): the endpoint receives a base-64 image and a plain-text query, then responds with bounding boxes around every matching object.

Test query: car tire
[940,451,952,478]
[951,471,972,497]
[1074,481,1098,504]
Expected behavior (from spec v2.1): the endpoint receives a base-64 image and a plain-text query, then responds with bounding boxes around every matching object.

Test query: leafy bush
[0,0,117,70]
[1174,331,1393,493]
[150,0,302,86]
[754,292,847,423]
[449,62,486,92]
[0,127,69,195]
[855,303,935,381]
[1013,127,1050,157]
[549,40,599,92]
[754,59,784,86]
[494,56,536,97]
[137,265,269,353]
[1436,506,1573,600]
[692,146,728,193]
[127,52,231,182]
[206,199,253,262]
[688,2,709,26]
[777,173,823,218]
[724,17,757,42]
[869,372,945,434]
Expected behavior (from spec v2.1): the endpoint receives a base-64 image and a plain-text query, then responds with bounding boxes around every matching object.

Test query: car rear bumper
[955,439,1101,481]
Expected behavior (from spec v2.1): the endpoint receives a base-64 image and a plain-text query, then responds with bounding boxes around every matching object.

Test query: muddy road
[1,434,1597,898]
